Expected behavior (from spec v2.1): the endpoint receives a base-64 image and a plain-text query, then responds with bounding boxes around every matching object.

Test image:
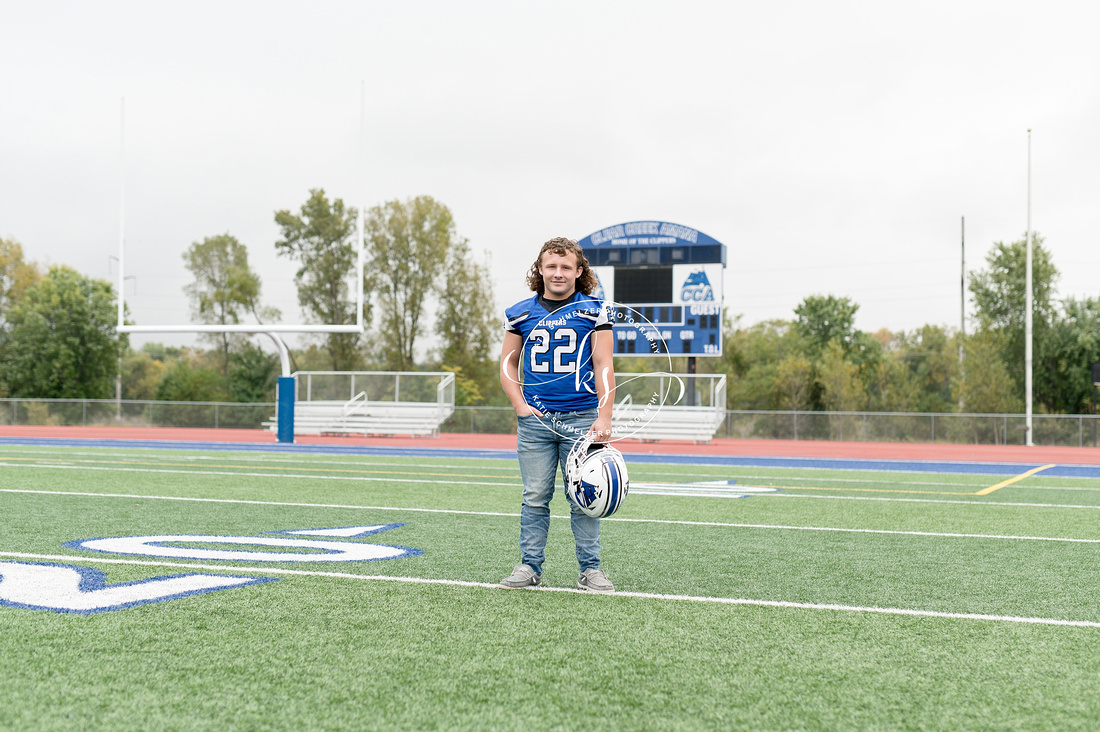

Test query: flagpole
[1025,129,1034,447]
[959,216,965,409]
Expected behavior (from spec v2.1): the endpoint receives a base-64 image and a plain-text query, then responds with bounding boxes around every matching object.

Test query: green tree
[366,195,462,371]
[227,343,279,402]
[275,189,367,370]
[970,233,1059,331]
[794,294,860,357]
[0,237,43,396]
[435,239,499,404]
[817,342,864,439]
[152,358,230,427]
[772,355,814,410]
[951,332,1019,413]
[291,343,338,372]
[154,360,229,402]
[120,348,167,400]
[863,356,919,412]
[0,237,41,326]
[439,365,484,407]
[968,233,1058,400]
[862,331,920,412]
[183,233,278,374]
[897,325,959,412]
[141,342,186,362]
[818,342,863,412]
[0,266,123,398]
[1036,296,1100,414]
[791,294,871,411]
[722,317,805,409]
[950,331,1021,443]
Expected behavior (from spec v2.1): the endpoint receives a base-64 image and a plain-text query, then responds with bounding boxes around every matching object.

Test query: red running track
[2,425,1099,465]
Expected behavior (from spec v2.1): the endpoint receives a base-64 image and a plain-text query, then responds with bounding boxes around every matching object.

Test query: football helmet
[565,434,629,518]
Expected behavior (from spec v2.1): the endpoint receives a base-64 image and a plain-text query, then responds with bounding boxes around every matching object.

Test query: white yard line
[770,492,1100,509]
[0,448,521,471]
[5,458,1100,510]
[1,486,519,518]
[0,461,517,487]
[669,473,1100,492]
[4,486,1100,544]
[4,454,1098,491]
[2,550,1098,629]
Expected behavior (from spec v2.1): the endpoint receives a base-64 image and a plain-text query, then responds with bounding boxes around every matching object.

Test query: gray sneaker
[578,568,615,594]
[500,564,541,589]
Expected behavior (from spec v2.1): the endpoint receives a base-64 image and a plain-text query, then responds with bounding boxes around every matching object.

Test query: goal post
[112,326,365,444]
[111,88,370,444]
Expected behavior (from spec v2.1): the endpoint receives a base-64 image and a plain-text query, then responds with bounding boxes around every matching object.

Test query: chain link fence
[3,398,1098,447]
[0,398,275,430]
[717,410,1100,447]
[441,407,1100,447]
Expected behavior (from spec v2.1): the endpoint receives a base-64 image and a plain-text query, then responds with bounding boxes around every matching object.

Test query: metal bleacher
[265,371,455,438]
[610,373,726,443]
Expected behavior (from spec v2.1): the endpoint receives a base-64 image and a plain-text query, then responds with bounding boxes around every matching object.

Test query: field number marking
[1,525,421,614]
[0,561,274,614]
[67,524,420,563]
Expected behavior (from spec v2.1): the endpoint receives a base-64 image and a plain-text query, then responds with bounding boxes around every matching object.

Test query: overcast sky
[2,1,1098,353]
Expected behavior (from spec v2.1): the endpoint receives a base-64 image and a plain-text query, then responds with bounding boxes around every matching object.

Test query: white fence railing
[611,373,726,442]
[274,371,456,437]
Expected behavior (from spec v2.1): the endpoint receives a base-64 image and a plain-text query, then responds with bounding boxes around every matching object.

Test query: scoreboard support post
[687,356,697,406]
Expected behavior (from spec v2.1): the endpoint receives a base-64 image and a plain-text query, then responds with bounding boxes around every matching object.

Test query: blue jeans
[516,409,601,575]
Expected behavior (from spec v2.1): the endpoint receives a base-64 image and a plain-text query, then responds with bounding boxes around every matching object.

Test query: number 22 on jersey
[529,327,578,373]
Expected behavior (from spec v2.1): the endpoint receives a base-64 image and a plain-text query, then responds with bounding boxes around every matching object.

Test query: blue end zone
[2,436,1100,478]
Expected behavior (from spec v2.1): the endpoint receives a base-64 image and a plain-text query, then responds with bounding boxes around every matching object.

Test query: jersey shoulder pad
[504,296,539,330]
[504,310,531,330]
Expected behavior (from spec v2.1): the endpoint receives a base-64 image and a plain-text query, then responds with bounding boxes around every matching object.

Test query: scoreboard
[577,221,726,357]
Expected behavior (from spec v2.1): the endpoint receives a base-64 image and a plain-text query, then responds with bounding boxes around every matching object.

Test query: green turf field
[2,443,1100,730]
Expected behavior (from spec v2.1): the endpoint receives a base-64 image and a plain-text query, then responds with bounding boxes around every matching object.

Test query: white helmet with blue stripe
[565,434,629,518]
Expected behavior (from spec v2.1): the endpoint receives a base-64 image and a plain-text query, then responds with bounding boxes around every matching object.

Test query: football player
[498,237,616,593]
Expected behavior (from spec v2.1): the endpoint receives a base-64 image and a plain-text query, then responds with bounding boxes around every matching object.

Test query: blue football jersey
[504,291,612,413]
